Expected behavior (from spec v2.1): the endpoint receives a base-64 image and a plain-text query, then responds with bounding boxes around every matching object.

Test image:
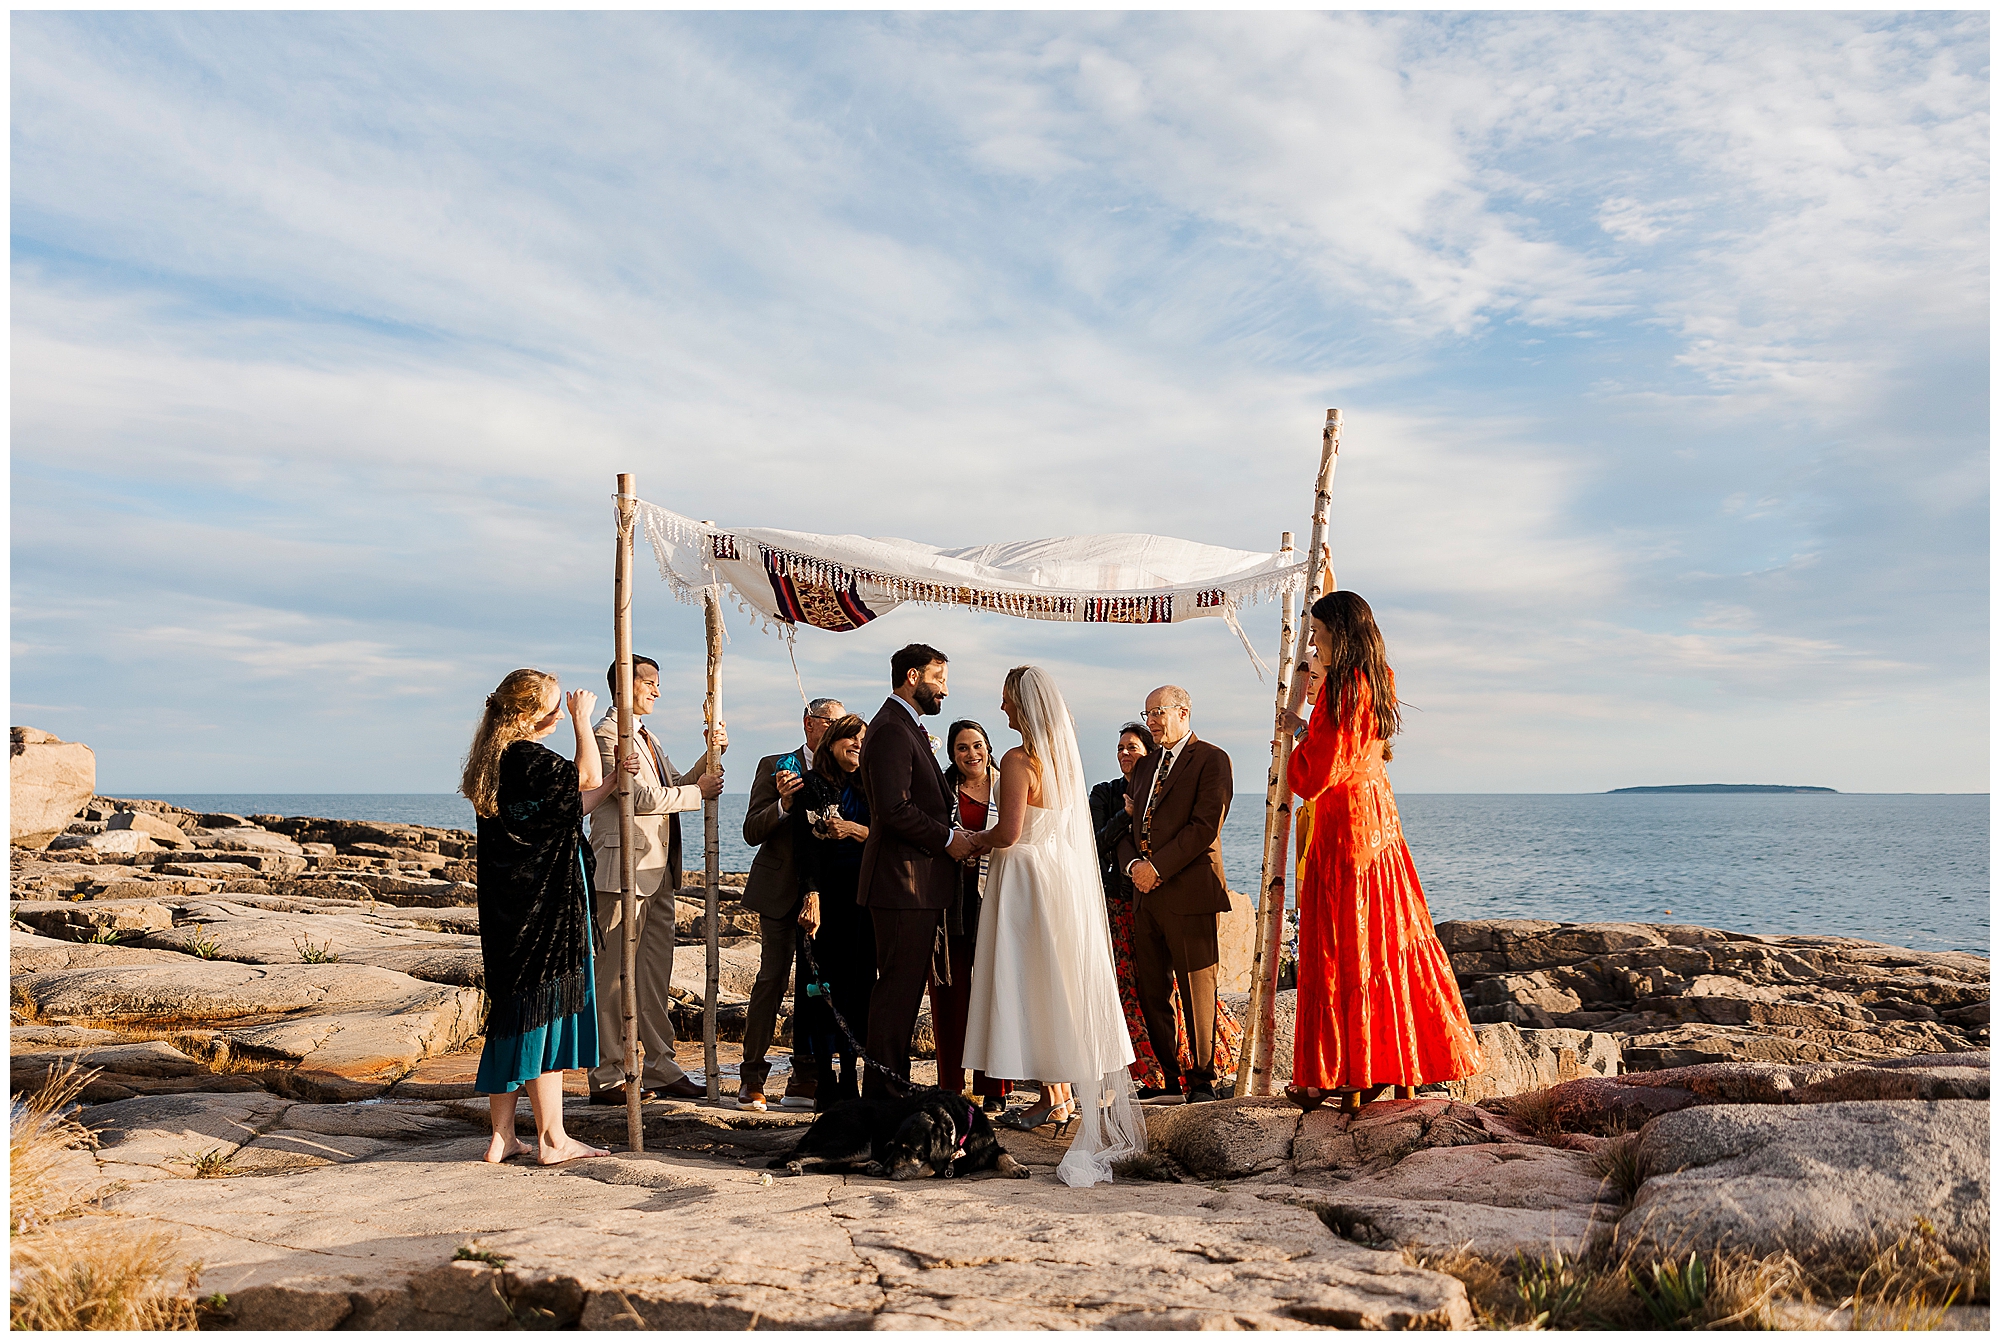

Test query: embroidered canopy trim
[635,501,1305,668]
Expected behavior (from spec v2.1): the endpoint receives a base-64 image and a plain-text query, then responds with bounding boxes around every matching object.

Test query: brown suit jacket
[740,747,806,919]
[1127,734,1234,916]
[855,697,958,911]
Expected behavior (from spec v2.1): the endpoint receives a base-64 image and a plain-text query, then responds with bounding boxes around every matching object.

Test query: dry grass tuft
[179,1147,238,1179]
[1841,1221,1986,1328]
[10,1063,200,1330]
[1589,1131,1646,1205]
[10,1063,101,1231]
[1493,1087,1565,1141]
[11,1228,201,1330]
[1406,1233,1818,1330]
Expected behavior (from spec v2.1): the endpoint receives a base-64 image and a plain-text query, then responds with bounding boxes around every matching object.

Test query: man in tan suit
[586,655,726,1103]
[1124,684,1233,1103]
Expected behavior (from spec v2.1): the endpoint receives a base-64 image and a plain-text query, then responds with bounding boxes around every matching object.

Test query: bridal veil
[1007,665,1151,1187]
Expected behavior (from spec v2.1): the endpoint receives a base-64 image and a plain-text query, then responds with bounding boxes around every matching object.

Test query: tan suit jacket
[586,714,706,898]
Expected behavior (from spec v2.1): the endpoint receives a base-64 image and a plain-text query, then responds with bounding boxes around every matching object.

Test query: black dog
[768,1086,1028,1180]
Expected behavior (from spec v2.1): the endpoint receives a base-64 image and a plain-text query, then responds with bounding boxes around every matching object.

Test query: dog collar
[950,1099,976,1162]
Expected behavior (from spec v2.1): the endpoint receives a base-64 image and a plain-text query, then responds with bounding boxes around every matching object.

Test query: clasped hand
[1129,858,1161,893]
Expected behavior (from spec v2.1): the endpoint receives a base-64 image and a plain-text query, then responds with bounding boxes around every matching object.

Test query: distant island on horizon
[1607,784,1839,795]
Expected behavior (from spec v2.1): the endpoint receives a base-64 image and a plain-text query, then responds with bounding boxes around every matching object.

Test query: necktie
[638,725,666,781]
[1140,746,1175,857]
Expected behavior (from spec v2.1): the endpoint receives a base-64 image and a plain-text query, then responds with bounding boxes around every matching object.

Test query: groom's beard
[914,686,944,715]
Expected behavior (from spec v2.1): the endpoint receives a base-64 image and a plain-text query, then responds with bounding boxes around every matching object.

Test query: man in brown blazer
[1124,684,1233,1103]
[735,696,844,1111]
[856,643,980,1097]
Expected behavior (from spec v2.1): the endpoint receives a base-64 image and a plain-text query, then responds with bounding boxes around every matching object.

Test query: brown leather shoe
[736,1090,767,1112]
[589,1087,630,1106]
[655,1075,706,1101]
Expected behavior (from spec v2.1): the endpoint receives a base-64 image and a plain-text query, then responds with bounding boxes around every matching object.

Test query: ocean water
[155,791,1989,956]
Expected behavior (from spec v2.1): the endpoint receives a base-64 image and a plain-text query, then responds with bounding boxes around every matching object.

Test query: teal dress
[475,741,601,1094]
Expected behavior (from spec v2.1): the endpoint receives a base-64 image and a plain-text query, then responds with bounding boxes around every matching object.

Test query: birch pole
[613,473,643,1153]
[702,588,724,1101]
[1243,410,1340,1097]
[1232,531,1295,1099]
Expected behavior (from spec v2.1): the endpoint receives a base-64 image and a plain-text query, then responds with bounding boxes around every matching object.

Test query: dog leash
[797,935,915,1096]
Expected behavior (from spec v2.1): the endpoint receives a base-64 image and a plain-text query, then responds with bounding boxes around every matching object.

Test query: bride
[961,665,1148,1187]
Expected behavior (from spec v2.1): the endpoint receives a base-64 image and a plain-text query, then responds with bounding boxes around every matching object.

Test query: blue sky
[10,11,1989,794]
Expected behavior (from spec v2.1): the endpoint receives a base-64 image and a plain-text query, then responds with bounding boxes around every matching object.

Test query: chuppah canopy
[633,500,1308,670]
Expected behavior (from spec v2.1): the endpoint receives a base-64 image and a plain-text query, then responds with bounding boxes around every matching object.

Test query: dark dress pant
[740,913,819,1095]
[865,906,942,1097]
[1132,898,1220,1094]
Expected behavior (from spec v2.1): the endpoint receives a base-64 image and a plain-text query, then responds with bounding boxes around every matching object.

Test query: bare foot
[483,1134,532,1163]
[537,1135,609,1166]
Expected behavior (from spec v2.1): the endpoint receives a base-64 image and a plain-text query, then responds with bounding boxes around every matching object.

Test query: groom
[1125,684,1233,1103]
[856,643,981,1097]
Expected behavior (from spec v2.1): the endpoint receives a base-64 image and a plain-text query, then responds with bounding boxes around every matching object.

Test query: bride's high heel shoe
[1000,1100,1077,1133]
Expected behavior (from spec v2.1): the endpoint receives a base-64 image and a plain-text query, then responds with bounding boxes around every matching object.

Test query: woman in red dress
[1286,591,1480,1112]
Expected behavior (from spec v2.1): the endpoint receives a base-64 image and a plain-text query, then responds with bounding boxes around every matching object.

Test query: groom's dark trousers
[1126,735,1234,1094]
[856,696,959,1098]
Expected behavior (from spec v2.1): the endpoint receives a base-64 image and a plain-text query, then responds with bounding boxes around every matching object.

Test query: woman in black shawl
[792,714,874,1107]
[462,668,635,1165]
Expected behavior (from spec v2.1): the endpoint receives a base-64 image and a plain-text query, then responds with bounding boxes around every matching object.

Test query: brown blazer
[855,698,958,911]
[740,747,806,919]
[1126,734,1234,916]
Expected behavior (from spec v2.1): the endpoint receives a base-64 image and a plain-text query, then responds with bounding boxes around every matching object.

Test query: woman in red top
[1286,591,1480,1112]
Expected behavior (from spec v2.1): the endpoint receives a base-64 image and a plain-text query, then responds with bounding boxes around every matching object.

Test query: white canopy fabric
[636,501,1303,671]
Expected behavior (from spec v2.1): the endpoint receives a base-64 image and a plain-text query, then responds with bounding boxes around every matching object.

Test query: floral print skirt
[1107,893,1243,1091]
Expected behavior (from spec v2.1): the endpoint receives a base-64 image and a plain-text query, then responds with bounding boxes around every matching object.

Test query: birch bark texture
[1234,531,1294,1099]
[702,588,724,1100]
[1243,411,1340,1097]
[613,473,643,1152]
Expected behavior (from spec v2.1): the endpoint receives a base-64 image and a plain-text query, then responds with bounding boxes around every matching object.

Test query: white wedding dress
[960,667,1148,1187]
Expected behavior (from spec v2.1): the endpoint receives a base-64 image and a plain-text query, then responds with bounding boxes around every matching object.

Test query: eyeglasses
[1140,706,1185,720]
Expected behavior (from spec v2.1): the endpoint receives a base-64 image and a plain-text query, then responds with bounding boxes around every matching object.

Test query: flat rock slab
[1437,919,1989,1069]
[1273,1143,1621,1257]
[97,1105,1471,1330]
[1447,1021,1622,1104]
[1629,1098,1989,1262]
[129,901,484,988]
[12,898,180,939]
[1294,1098,1534,1178]
[1532,1052,1990,1133]
[9,928,188,972]
[668,943,762,1004]
[84,1090,299,1182]
[14,960,486,1100]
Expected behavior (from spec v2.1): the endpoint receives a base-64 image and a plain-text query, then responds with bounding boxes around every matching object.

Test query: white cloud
[8,11,1985,795]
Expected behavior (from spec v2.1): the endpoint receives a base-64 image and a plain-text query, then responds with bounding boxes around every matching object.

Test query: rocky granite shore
[9,789,1991,1329]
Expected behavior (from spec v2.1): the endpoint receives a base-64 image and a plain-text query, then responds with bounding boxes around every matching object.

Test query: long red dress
[1288,671,1480,1089]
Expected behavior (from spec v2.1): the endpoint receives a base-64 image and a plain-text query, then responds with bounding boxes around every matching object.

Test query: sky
[9,10,1989,795]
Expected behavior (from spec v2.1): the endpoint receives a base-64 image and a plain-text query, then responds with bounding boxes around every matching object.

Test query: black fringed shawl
[476,740,596,1037]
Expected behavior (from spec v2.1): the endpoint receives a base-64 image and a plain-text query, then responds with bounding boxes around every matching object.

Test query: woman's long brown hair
[814,714,867,784]
[461,669,558,818]
[1309,591,1401,745]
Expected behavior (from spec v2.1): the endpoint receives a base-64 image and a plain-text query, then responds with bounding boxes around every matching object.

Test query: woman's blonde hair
[461,669,559,818]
